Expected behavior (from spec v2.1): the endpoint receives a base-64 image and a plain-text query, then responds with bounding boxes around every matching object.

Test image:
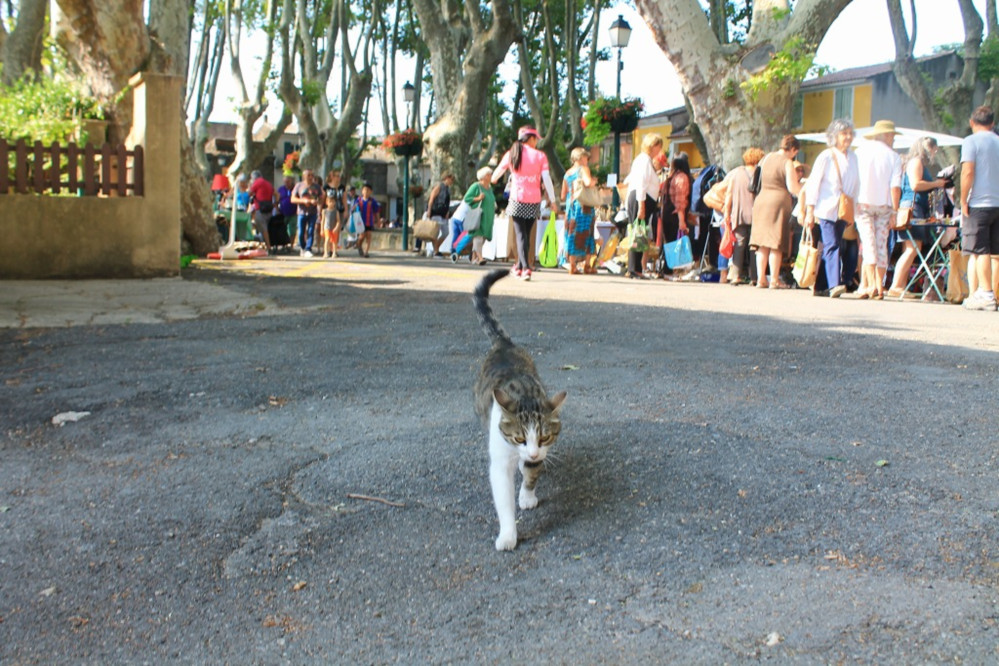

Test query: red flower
[382,128,423,149]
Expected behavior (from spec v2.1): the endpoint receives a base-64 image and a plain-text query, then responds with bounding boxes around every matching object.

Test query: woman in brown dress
[750,135,802,288]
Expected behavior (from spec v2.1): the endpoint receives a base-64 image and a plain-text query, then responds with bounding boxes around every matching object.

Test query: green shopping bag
[538,212,559,268]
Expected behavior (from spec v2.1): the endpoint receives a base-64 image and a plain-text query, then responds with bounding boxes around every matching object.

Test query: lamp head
[608,14,632,49]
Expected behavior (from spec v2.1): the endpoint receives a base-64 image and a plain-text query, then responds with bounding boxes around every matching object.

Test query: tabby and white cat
[473,269,566,551]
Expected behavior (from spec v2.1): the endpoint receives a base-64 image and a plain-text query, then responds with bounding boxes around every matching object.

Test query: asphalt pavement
[2,251,998,663]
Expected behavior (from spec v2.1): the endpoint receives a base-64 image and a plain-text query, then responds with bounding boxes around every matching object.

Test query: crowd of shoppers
[212,103,999,313]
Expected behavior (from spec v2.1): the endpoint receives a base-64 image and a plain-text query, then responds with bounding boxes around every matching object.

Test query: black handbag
[748,164,763,195]
[749,153,770,195]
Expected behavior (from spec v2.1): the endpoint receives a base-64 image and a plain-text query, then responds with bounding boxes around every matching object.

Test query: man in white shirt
[960,105,999,311]
[854,120,903,298]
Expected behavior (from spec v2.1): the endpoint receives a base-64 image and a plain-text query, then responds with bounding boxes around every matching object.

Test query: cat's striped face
[495,390,566,462]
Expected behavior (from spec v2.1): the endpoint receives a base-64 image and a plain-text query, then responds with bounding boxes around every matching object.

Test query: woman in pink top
[491,127,559,281]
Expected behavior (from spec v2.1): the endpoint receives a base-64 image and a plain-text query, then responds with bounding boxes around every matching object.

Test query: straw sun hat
[864,119,898,138]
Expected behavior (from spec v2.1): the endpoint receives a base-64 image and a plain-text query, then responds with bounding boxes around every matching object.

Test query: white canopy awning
[796,126,964,150]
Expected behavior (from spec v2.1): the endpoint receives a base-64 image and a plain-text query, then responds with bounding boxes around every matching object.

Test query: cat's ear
[548,391,567,413]
[493,388,516,412]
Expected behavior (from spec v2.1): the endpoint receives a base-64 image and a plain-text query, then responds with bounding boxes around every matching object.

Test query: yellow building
[603,50,973,176]
[592,106,706,184]
[792,50,973,163]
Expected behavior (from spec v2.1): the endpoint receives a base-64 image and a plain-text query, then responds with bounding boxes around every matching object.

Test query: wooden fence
[0,138,144,197]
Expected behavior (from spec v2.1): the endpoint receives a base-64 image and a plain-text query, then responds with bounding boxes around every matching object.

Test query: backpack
[431,182,450,217]
[690,164,724,215]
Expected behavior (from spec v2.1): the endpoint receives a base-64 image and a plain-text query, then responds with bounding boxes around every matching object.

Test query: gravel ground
[1,256,997,663]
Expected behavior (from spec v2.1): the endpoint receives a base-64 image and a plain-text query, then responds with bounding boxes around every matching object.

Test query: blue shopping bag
[663,234,693,270]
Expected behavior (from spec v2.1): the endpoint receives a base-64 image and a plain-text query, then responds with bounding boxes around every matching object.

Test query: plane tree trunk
[410,0,517,186]
[633,0,854,168]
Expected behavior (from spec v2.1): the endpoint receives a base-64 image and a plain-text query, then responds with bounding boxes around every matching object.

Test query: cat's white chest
[488,401,540,551]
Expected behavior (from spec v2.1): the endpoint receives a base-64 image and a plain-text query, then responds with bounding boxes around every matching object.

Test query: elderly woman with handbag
[750,135,802,289]
[804,120,859,298]
[560,147,600,274]
[465,167,496,265]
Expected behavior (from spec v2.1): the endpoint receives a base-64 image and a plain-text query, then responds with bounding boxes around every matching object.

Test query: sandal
[769,281,791,290]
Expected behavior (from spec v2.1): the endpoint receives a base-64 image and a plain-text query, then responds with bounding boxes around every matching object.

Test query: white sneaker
[963,291,997,311]
[301,250,313,258]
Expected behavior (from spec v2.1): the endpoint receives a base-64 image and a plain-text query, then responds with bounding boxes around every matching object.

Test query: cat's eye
[513,436,526,444]
[539,435,553,445]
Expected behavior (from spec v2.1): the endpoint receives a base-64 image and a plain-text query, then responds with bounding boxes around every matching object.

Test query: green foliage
[932,90,955,128]
[978,35,999,81]
[703,1,753,44]
[0,70,103,144]
[770,7,791,22]
[301,79,323,107]
[739,37,828,101]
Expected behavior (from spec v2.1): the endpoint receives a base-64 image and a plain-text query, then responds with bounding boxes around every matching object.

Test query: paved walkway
[5,251,999,353]
[3,249,998,663]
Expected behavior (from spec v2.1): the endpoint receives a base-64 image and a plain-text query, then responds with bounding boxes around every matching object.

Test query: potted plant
[583,96,644,144]
[382,128,423,157]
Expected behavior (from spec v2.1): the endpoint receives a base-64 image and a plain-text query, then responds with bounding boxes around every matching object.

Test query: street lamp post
[402,81,416,251]
[608,14,632,209]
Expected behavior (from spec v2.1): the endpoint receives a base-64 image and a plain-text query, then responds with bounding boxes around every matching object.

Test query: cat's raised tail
[473,269,513,347]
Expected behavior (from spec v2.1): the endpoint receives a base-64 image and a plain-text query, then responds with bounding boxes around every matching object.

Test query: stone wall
[0,73,182,279]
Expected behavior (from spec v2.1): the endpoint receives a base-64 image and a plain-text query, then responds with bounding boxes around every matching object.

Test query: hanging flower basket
[583,97,644,144]
[282,150,301,177]
[609,115,639,133]
[409,185,425,200]
[383,128,424,157]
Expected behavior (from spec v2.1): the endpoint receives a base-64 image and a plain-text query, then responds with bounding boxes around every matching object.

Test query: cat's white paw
[519,488,538,510]
[495,531,517,551]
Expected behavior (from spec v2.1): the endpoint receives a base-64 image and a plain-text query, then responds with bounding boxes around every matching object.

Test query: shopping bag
[487,214,509,259]
[626,220,650,253]
[663,234,693,270]
[538,212,559,268]
[719,224,734,259]
[945,248,969,304]
[792,227,820,288]
[349,209,364,235]
[453,200,482,232]
[413,217,440,241]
